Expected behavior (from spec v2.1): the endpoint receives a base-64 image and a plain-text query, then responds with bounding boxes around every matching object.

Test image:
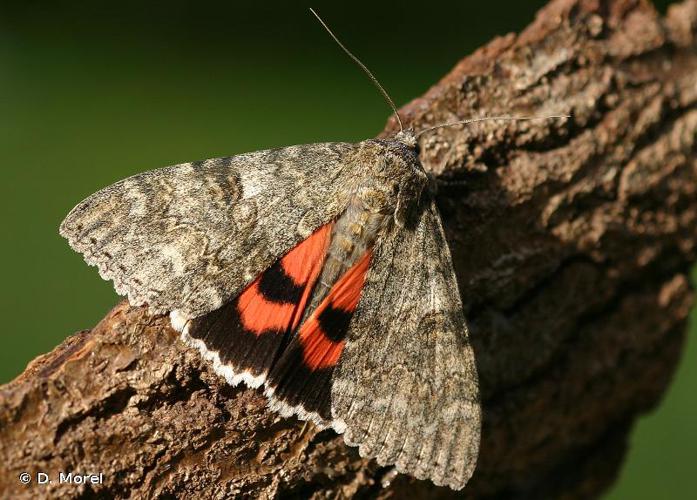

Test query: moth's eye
[413,143,421,156]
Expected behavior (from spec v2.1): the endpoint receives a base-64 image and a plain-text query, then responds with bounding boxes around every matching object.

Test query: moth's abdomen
[306,193,389,315]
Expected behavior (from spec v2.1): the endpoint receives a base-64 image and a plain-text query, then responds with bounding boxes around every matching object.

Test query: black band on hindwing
[317,305,352,343]
[257,261,304,304]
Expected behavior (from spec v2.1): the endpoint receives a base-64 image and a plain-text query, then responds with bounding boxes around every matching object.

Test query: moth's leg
[380,466,400,488]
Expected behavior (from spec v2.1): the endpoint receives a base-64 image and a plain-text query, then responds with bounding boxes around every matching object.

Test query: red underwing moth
[60,134,480,491]
[57,9,571,491]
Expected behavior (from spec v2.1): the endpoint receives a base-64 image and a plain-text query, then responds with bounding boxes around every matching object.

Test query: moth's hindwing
[331,199,481,490]
[177,222,332,389]
[265,248,373,423]
[59,143,358,318]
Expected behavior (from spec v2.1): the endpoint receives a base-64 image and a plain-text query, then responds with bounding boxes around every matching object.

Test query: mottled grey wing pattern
[331,199,481,490]
[60,142,358,318]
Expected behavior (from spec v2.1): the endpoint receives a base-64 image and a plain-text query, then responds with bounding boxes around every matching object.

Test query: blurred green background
[0,1,692,498]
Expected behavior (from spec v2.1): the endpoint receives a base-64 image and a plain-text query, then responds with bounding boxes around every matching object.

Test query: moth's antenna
[310,8,404,132]
[415,114,571,138]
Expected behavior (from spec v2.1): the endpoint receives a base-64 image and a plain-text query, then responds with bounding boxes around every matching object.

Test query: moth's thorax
[355,137,429,221]
[304,137,427,314]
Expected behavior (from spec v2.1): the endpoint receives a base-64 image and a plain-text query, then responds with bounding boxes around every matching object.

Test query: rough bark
[2,0,696,498]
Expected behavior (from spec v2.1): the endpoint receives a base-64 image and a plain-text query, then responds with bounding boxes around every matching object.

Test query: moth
[60,11,482,490]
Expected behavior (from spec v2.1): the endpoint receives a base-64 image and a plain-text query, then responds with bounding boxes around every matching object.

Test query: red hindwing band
[237,224,331,335]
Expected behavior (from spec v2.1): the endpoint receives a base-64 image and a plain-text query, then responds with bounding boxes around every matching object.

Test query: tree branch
[2,0,696,498]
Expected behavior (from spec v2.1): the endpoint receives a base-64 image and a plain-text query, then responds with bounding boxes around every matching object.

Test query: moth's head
[394,129,418,150]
